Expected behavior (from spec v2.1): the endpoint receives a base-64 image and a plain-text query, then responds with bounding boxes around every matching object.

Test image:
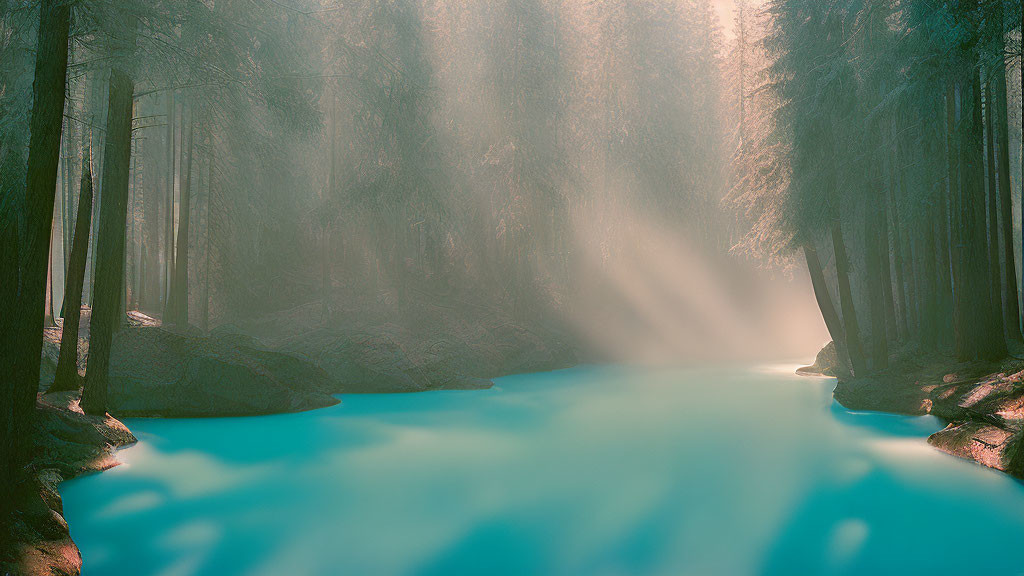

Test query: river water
[61,365,1024,575]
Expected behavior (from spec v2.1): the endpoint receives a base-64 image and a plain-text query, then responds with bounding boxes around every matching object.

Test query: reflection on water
[61,366,1024,575]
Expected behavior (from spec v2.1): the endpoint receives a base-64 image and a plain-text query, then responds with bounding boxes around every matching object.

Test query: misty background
[2,0,834,366]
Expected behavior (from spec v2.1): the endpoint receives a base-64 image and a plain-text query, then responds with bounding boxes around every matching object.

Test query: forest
[2,0,1023,575]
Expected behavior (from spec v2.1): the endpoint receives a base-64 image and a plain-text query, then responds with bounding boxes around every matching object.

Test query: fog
[3,0,826,367]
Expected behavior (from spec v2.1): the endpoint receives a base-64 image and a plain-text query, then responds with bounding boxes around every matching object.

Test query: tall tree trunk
[10,0,71,463]
[984,81,1007,343]
[803,244,850,376]
[948,81,969,359]
[81,67,135,416]
[0,224,20,515]
[202,140,213,331]
[959,74,1006,361]
[877,200,898,342]
[831,219,868,375]
[936,168,954,345]
[865,205,889,370]
[49,153,94,393]
[888,169,909,341]
[919,202,940,351]
[163,92,175,308]
[992,28,1022,341]
[165,108,194,326]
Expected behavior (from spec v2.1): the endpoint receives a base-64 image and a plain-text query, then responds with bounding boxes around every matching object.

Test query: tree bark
[984,81,1007,344]
[992,34,1021,341]
[81,68,135,416]
[165,107,194,325]
[919,202,940,351]
[877,200,898,343]
[888,167,909,341]
[864,205,889,369]
[49,153,94,393]
[803,244,850,376]
[0,223,20,514]
[163,92,175,308]
[10,0,71,461]
[948,80,969,359]
[831,220,867,375]
[958,73,1006,361]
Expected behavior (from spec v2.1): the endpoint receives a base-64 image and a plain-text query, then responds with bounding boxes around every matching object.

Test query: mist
[5,1,1024,573]
[3,0,822,370]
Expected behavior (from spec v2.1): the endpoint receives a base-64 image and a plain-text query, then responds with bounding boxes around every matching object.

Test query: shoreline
[2,317,577,576]
[15,337,1020,575]
[804,344,1024,479]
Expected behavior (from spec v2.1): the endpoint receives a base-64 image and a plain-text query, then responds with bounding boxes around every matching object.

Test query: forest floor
[3,292,579,575]
[811,343,1024,479]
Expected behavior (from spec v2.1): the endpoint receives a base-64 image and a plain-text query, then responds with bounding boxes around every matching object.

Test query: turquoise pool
[61,365,1024,575]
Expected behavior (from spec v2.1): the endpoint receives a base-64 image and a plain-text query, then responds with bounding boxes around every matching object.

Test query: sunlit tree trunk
[202,139,214,331]
[864,204,888,370]
[81,64,135,416]
[163,92,175,309]
[165,106,194,326]
[50,154,94,394]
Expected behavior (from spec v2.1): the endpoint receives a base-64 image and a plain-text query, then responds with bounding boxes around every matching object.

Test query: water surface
[62,365,1024,575]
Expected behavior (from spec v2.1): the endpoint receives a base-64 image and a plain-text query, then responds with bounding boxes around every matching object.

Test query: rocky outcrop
[1,392,136,576]
[106,327,340,417]
[279,320,576,394]
[797,341,842,377]
[828,349,1024,478]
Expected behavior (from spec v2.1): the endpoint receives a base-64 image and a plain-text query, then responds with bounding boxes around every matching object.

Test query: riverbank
[0,392,135,576]
[2,302,578,575]
[808,343,1024,479]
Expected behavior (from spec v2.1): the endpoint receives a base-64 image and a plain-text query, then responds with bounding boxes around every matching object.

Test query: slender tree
[81,21,137,415]
[50,151,94,394]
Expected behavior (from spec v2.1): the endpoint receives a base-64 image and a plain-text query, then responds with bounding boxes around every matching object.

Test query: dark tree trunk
[0,224,20,513]
[919,202,940,351]
[877,200,898,343]
[948,81,969,359]
[803,244,849,376]
[958,74,1006,361]
[81,68,134,416]
[888,170,909,341]
[164,92,175,309]
[202,141,214,331]
[992,46,1021,341]
[936,170,954,345]
[831,220,867,375]
[49,153,94,393]
[864,205,889,370]
[10,0,71,461]
[984,81,1007,344]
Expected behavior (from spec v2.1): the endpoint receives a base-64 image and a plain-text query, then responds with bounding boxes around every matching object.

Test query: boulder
[107,327,339,417]
[279,320,576,394]
[797,341,844,377]
[928,421,1017,472]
